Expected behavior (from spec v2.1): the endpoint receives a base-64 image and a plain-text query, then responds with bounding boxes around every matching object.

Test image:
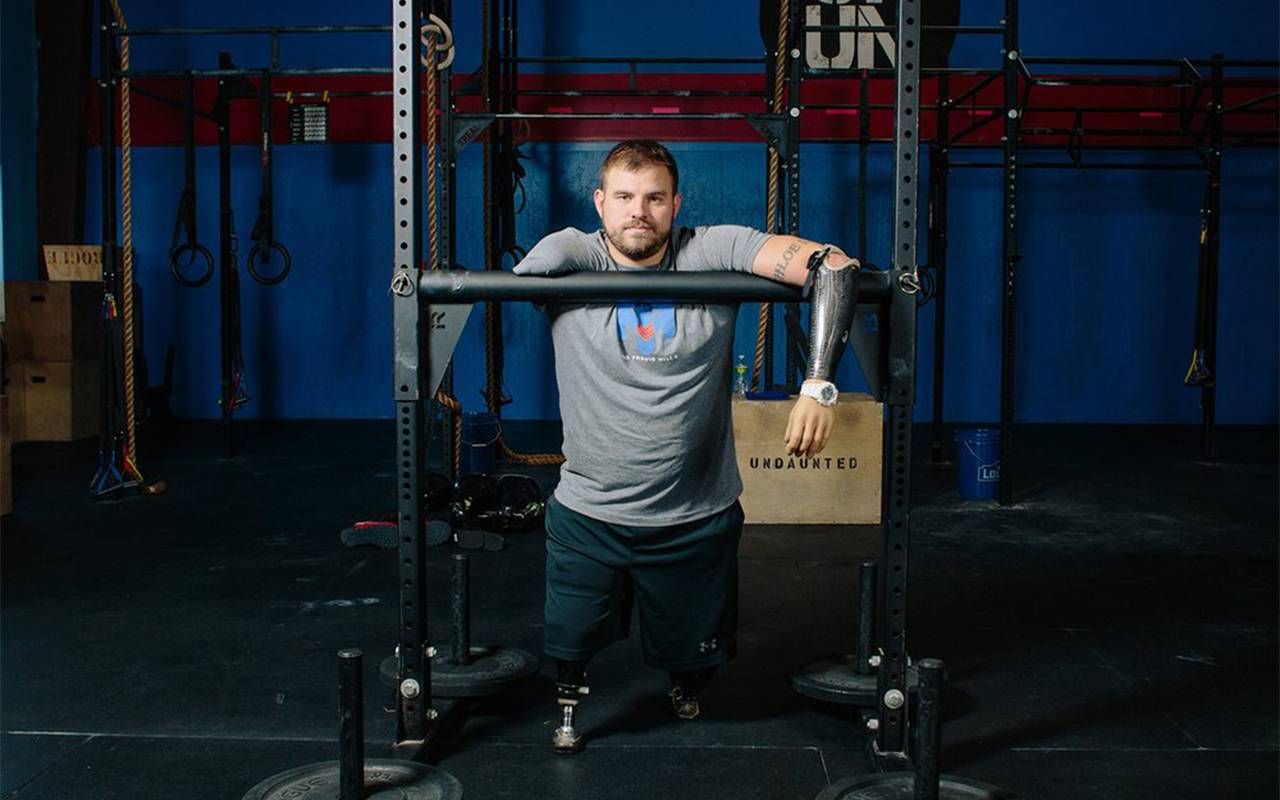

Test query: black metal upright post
[391,0,431,748]
[782,0,804,390]
[997,0,1020,506]
[858,69,870,260]
[216,54,235,458]
[875,0,922,757]
[440,1,456,275]
[928,77,951,464]
[96,0,122,475]
[1201,55,1224,463]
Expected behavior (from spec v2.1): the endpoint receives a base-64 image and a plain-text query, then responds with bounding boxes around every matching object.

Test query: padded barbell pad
[805,256,860,381]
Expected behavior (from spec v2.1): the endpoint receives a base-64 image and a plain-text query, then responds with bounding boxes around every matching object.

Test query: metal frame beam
[391,0,431,749]
[874,0,923,758]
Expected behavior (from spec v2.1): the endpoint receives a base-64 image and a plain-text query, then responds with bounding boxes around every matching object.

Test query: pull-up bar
[416,269,891,305]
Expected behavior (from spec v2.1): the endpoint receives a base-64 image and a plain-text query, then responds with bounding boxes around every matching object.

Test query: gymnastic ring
[420,13,453,49]
[169,242,215,288]
[246,240,292,285]
[420,15,456,70]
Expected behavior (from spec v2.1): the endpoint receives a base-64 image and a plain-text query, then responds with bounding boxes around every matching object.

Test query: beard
[605,221,670,262]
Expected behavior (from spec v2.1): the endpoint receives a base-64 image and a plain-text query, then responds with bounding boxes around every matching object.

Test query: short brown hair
[599,140,679,194]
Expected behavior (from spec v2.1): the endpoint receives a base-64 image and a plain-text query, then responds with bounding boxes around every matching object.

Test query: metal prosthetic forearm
[805,250,860,381]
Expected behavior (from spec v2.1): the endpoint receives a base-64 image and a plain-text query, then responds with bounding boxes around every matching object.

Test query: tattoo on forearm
[772,241,803,281]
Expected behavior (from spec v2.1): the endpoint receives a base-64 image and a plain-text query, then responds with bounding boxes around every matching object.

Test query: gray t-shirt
[514,225,771,526]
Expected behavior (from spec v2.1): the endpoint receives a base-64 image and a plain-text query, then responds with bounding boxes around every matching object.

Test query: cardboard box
[733,393,883,524]
[9,360,101,442]
[1,394,12,516]
[4,281,101,362]
[43,245,104,282]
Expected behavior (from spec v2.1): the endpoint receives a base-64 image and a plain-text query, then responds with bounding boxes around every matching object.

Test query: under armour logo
[698,638,719,654]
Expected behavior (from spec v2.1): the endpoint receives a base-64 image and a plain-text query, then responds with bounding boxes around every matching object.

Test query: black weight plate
[378,646,538,697]
[816,774,1019,800]
[430,644,538,698]
[242,759,462,800]
[790,655,879,706]
[791,656,920,706]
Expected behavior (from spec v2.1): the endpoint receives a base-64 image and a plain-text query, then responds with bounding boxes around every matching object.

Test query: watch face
[820,385,837,404]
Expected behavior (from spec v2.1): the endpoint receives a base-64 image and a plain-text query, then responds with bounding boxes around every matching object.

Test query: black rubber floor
[2,420,1275,799]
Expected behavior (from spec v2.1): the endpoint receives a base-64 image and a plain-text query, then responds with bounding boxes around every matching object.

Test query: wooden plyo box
[1,394,12,515]
[8,361,101,443]
[3,281,101,362]
[732,394,883,524]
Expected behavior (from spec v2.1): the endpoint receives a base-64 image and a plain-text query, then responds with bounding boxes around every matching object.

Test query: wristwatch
[800,380,838,407]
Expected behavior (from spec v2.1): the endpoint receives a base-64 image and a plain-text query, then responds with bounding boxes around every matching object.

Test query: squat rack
[393,0,942,766]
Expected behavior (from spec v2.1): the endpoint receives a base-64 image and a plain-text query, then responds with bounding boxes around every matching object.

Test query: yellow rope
[424,31,463,477]
[426,34,439,272]
[754,0,789,392]
[109,0,141,480]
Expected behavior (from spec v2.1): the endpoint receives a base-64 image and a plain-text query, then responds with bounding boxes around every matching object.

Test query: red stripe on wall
[88,72,1278,148]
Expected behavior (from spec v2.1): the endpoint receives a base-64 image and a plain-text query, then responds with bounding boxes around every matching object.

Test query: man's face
[593,165,682,265]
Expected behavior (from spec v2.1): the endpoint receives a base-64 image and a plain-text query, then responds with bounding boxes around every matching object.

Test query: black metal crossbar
[417,270,891,305]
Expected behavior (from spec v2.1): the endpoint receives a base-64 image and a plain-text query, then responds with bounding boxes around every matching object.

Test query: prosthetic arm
[800,247,860,406]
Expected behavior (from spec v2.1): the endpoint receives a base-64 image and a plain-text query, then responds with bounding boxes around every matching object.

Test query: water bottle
[734,354,749,396]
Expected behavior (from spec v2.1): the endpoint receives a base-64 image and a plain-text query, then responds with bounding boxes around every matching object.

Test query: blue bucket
[955,428,1000,500]
[460,412,501,475]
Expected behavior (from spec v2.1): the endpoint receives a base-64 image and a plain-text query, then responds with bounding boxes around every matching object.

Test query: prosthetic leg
[553,659,589,754]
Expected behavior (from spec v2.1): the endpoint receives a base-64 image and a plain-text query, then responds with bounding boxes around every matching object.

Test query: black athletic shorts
[543,497,744,671]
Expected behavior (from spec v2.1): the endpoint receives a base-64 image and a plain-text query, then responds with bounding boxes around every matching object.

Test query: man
[514,140,859,754]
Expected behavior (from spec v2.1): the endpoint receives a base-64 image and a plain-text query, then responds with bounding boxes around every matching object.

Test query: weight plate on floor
[379,645,538,697]
[790,656,919,707]
[430,644,538,698]
[242,759,462,800]
[815,773,1018,799]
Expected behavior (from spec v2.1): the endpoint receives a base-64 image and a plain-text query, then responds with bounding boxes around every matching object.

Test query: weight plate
[379,646,538,697]
[791,656,919,706]
[816,773,1018,800]
[242,759,462,800]
[430,644,538,698]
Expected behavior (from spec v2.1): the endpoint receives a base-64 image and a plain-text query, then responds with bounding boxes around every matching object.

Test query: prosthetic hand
[785,247,859,457]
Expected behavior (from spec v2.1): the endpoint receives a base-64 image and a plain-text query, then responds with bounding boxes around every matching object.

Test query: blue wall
[1,0,38,289]
[83,0,1279,423]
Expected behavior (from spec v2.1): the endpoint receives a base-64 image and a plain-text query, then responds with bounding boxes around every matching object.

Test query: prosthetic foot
[667,686,701,720]
[668,666,716,721]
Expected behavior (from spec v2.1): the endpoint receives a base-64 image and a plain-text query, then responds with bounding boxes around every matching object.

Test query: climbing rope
[753,0,790,391]
[106,0,144,487]
[422,25,466,477]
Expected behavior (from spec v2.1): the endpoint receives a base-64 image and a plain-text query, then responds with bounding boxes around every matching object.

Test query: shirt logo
[618,304,676,356]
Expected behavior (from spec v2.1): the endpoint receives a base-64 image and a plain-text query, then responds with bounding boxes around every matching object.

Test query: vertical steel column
[997,0,1020,506]
[1201,55,1224,463]
[928,76,951,464]
[782,0,804,389]
[216,55,235,458]
[875,0,922,757]
[96,0,121,471]
[858,69,869,260]
[440,1,456,273]
[392,0,431,745]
